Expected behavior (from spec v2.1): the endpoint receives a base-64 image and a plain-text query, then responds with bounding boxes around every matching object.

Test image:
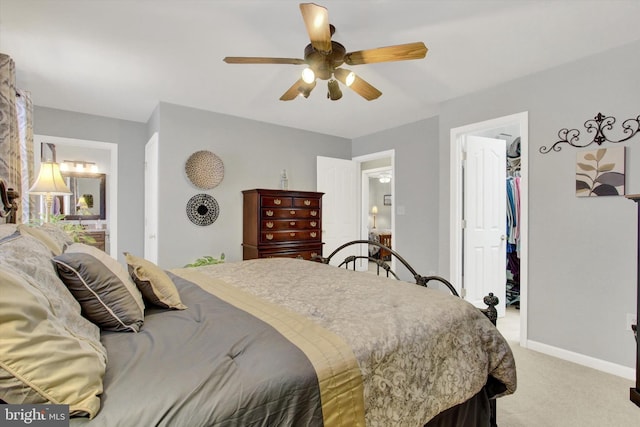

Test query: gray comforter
[71,274,328,426]
[72,258,516,426]
[187,258,517,426]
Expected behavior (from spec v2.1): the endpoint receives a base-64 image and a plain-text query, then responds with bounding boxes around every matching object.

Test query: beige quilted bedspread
[192,258,516,426]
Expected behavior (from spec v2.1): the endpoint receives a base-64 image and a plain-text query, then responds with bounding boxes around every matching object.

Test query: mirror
[58,172,106,220]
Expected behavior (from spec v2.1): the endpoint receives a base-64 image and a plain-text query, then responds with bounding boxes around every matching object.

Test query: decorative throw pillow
[18,223,65,255]
[124,252,187,310]
[54,243,145,332]
[0,232,105,359]
[0,265,106,418]
[65,243,145,311]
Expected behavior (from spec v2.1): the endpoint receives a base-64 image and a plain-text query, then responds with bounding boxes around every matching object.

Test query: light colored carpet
[497,307,640,426]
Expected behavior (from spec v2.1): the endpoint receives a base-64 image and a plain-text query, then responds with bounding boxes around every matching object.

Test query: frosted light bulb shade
[334,68,355,87]
[301,68,315,84]
[345,72,355,86]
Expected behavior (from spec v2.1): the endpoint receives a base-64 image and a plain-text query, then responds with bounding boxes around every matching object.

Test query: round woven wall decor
[186,194,219,226]
[185,150,224,189]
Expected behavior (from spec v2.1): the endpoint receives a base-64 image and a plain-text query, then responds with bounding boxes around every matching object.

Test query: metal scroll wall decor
[540,112,640,154]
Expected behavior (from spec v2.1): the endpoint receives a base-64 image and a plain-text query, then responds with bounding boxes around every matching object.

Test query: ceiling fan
[223,2,428,101]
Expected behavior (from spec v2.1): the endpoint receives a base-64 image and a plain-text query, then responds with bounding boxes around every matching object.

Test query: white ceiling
[2,0,640,139]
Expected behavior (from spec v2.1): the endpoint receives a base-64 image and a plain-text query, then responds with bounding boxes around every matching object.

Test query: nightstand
[82,230,106,252]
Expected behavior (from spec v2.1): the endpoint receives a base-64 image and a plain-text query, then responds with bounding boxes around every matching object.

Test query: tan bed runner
[174,268,366,427]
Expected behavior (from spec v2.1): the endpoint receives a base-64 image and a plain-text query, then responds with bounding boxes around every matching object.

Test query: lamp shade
[29,162,72,195]
[76,196,89,210]
[371,205,378,214]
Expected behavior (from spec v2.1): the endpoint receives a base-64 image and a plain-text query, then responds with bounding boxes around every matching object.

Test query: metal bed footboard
[314,239,501,427]
[313,239,498,325]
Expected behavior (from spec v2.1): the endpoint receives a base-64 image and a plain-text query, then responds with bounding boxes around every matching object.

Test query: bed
[0,180,516,426]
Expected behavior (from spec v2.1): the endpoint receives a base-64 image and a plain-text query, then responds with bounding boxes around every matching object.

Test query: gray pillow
[54,252,144,332]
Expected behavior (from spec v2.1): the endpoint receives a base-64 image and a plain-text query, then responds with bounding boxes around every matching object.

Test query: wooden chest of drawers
[242,189,323,260]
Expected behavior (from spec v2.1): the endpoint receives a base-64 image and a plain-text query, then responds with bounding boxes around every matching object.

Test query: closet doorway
[449,112,528,347]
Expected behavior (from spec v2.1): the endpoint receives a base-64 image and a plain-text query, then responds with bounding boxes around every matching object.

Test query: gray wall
[437,40,640,368]
[31,39,640,370]
[33,106,147,262]
[155,102,351,268]
[353,116,440,276]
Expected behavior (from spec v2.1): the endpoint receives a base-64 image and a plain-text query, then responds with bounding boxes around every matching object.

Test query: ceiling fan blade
[280,79,304,101]
[299,3,332,53]
[224,57,306,65]
[279,78,317,101]
[347,74,382,101]
[344,42,428,65]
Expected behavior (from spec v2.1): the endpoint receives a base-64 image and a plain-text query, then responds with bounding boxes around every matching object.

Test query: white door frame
[144,133,159,264]
[34,134,118,259]
[449,112,529,347]
[353,150,396,272]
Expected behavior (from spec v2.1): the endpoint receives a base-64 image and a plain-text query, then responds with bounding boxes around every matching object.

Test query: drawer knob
[266,210,274,217]
[290,232,296,237]
[310,232,317,238]
[290,210,296,215]
[304,200,311,206]
[266,221,274,228]
[274,199,282,205]
[310,221,317,227]
[290,221,296,226]
[310,210,317,216]
[266,233,274,240]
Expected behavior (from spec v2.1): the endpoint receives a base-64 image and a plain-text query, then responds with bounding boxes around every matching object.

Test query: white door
[316,156,359,265]
[144,133,159,264]
[463,135,506,317]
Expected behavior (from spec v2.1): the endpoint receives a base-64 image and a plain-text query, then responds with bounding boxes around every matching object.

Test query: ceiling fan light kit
[301,67,316,84]
[223,2,428,101]
[299,80,316,98]
[333,68,355,87]
[327,79,342,100]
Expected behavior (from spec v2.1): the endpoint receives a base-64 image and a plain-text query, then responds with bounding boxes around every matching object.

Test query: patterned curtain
[0,53,34,224]
[16,89,34,223]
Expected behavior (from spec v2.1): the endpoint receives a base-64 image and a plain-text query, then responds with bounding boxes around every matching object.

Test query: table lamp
[371,205,378,229]
[29,161,72,222]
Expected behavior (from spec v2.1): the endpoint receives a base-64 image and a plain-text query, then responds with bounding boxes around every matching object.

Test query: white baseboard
[526,339,635,381]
